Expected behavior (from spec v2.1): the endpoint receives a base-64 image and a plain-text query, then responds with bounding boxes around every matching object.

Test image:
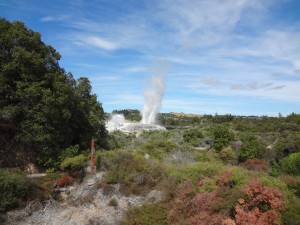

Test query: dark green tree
[0,18,106,168]
[211,124,234,151]
[239,132,263,162]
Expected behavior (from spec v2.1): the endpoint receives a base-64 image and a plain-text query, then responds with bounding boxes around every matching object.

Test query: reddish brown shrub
[168,180,230,225]
[242,159,269,171]
[234,179,283,225]
[55,175,73,187]
[216,169,232,187]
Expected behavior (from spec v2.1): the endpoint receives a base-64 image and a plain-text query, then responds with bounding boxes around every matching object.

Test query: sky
[1,0,300,116]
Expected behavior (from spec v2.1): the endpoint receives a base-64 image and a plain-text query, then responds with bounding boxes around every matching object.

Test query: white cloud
[79,36,119,51]
[40,15,71,22]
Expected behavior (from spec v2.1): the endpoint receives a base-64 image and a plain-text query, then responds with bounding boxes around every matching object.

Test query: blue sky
[1,0,300,116]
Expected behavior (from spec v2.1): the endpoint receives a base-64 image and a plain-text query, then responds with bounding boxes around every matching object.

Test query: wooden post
[91,139,95,174]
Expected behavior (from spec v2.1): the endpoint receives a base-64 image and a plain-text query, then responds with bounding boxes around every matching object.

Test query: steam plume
[141,61,169,124]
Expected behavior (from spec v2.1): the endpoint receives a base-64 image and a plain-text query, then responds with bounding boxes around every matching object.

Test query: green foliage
[95,150,119,170]
[166,161,223,184]
[280,152,300,176]
[59,145,79,161]
[107,131,133,150]
[229,166,250,187]
[274,132,300,160]
[211,124,234,151]
[280,175,300,197]
[220,146,237,163]
[287,113,300,125]
[60,154,87,171]
[239,133,263,162]
[121,203,168,225]
[0,169,29,212]
[0,18,106,168]
[183,128,203,146]
[143,139,177,160]
[281,196,300,225]
[100,151,165,195]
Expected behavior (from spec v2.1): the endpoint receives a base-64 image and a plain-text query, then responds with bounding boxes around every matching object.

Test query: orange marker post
[91,139,95,174]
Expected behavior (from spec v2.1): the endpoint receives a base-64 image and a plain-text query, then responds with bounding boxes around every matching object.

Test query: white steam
[141,62,169,124]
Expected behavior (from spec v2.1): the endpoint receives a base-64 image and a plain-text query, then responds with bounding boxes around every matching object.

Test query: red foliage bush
[55,175,73,187]
[168,180,229,225]
[216,169,232,187]
[234,179,283,225]
[242,159,269,171]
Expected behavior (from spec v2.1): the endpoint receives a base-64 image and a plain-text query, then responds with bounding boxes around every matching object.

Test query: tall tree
[0,18,106,168]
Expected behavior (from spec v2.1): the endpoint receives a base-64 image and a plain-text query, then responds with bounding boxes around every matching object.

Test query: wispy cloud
[266,85,286,91]
[40,15,71,22]
[75,36,119,51]
[201,77,221,86]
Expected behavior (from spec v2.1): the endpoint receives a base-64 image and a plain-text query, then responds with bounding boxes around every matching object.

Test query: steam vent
[105,114,166,134]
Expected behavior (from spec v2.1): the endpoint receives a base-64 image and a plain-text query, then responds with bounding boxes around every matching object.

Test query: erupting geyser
[105,61,169,134]
[141,62,168,124]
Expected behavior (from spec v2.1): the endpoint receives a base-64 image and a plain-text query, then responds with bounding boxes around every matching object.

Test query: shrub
[234,179,284,225]
[95,150,118,170]
[281,196,300,225]
[27,173,60,200]
[211,125,234,151]
[183,128,203,146]
[55,175,74,187]
[60,154,86,171]
[168,181,227,225]
[280,175,300,197]
[121,203,168,225]
[108,197,118,207]
[166,161,223,184]
[103,151,165,195]
[239,134,264,162]
[280,152,300,176]
[242,159,269,171]
[144,139,177,152]
[228,166,250,187]
[0,169,29,212]
[220,146,237,164]
[59,145,79,161]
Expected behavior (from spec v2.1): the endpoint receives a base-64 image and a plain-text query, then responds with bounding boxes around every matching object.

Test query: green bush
[60,154,87,171]
[144,139,177,152]
[99,150,164,195]
[166,161,223,184]
[95,150,118,170]
[280,152,300,176]
[239,133,263,162]
[0,169,29,212]
[121,203,168,225]
[280,175,300,197]
[211,124,234,151]
[59,145,79,161]
[183,128,203,146]
[220,146,237,164]
[229,166,250,187]
[281,196,300,225]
